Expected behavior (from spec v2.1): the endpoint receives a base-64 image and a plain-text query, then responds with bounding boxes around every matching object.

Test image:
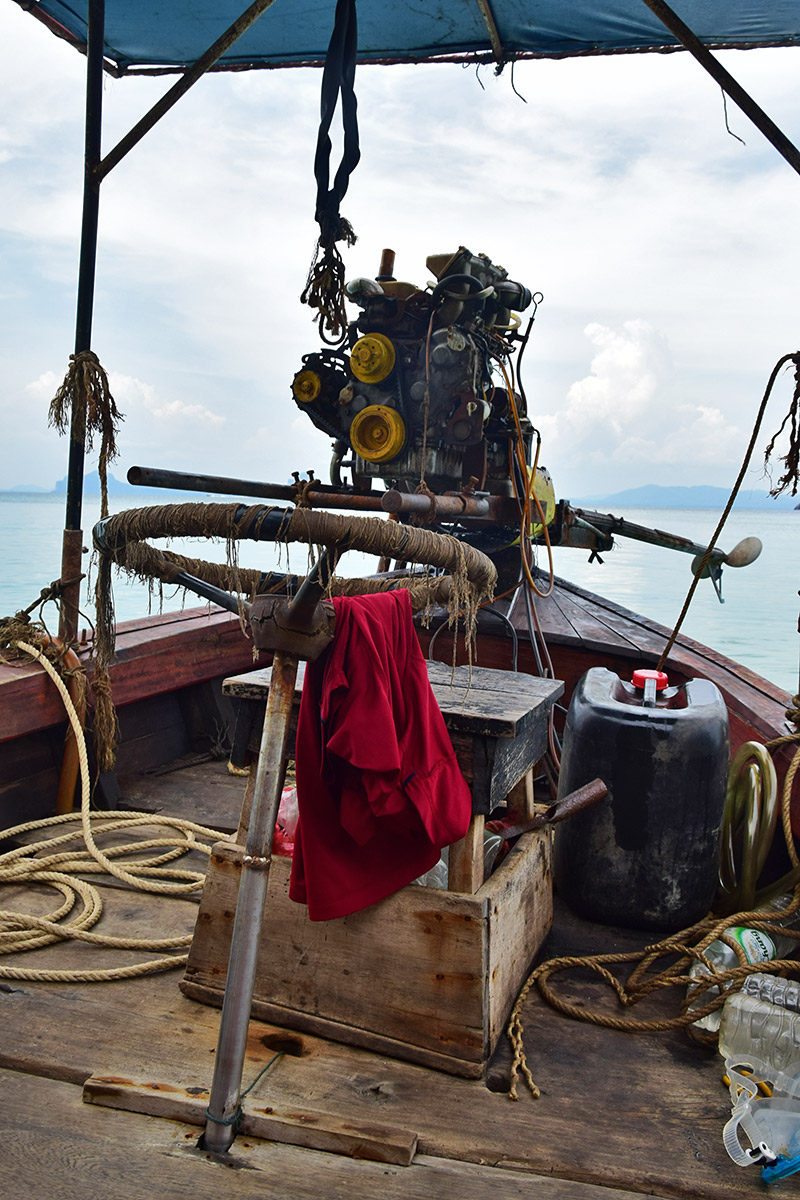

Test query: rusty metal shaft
[202,650,298,1154]
[128,464,384,511]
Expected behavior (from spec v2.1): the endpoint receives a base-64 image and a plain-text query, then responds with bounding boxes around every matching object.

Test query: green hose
[718,741,780,914]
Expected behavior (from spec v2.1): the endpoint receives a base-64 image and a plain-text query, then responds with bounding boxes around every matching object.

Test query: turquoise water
[1,494,797,693]
[549,507,798,695]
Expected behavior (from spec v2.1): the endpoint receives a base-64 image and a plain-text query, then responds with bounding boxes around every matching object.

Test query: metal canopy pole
[97,0,278,180]
[58,0,105,641]
[56,0,278,641]
[202,557,337,1156]
[474,0,505,66]
[641,0,800,178]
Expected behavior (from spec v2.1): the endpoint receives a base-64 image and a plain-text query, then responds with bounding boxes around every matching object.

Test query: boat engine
[291,247,548,504]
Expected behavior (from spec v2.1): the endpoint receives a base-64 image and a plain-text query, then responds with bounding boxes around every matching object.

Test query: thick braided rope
[0,641,232,982]
[97,503,496,601]
[93,503,496,770]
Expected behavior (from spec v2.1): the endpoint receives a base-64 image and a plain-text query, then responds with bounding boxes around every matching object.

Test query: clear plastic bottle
[687,897,798,1036]
[719,991,800,1076]
[742,973,800,1011]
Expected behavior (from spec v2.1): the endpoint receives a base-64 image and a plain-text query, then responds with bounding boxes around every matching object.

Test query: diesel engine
[291,247,543,499]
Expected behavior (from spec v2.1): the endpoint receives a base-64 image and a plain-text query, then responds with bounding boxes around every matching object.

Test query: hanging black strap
[313,0,360,245]
[301,0,360,344]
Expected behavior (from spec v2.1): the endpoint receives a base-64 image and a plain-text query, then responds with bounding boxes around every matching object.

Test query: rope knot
[293,479,317,509]
[71,349,101,367]
[411,480,439,526]
[48,349,123,517]
[316,210,357,251]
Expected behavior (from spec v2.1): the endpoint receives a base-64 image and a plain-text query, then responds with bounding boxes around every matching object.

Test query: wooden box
[182,826,552,1079]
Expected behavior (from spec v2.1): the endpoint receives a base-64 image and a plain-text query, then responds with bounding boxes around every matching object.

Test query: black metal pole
[59,0,105,641]
[68,0,105,528]
[641,0,800,178]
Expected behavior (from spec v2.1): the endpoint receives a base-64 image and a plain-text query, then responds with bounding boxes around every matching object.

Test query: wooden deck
[0,758,766,1200]
[511,573,792,739]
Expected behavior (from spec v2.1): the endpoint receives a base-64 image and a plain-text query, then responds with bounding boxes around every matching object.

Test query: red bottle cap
[632,668,669,691]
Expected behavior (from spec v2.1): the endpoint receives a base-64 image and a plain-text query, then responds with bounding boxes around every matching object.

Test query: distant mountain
[52,470,136,497]
[2,471,206,499]
[571,484,797,511]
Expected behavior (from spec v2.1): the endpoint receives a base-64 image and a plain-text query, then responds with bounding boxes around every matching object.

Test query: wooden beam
[83,1075,418,1165]
[641,0,800,178]
[474,0,504,65]
[97,0,278,179]
[448,814,486,894]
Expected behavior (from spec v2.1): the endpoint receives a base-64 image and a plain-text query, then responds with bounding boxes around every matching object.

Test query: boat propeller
[690,535,763,602]
[691,535,763,576]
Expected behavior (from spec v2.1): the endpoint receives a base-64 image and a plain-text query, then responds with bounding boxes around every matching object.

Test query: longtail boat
[2,4,799,1196]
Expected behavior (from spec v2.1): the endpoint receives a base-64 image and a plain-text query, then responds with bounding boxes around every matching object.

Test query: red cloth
[289,589,471,920]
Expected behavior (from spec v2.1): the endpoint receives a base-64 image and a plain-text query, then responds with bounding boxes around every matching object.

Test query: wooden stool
[224,660,562,893]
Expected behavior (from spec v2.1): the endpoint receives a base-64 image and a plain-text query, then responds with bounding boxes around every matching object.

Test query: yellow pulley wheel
[350,333,396,384]
[350,405,406,463]
[292,369,322,404]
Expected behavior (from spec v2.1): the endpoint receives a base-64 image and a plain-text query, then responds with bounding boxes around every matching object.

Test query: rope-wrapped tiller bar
[93,502,496,624]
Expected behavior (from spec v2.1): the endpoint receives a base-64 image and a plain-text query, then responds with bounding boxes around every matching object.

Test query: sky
[2,3,800,502]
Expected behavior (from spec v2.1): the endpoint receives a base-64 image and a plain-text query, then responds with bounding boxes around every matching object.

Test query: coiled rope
[507,704,800,1101]
[0,640,231,983]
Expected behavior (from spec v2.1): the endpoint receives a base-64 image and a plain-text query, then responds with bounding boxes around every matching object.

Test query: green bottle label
[730,926,777,963]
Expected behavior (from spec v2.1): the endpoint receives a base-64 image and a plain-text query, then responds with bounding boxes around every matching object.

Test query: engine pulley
[350,333,396,384]
[292,369,322,404]
[350,404,406,462]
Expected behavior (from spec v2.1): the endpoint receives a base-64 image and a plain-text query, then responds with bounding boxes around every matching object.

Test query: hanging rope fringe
[302,219,357,346]
[301,0,360,345]
[48,350,123,518]
[764,352,800,497]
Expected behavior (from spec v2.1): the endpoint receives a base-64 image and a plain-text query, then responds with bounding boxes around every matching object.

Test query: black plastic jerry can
[553,667,729,932]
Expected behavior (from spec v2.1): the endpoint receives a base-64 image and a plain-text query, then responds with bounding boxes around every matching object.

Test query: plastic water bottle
[719,991,800,1075]
[741,973,800,1011]
[687,898,798,1036]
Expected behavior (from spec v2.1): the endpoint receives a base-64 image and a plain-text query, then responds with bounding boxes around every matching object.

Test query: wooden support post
[447,813,485,894]
[505,767,536,824]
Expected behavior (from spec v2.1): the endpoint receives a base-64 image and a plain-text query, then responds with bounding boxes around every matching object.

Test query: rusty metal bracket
[248,593,335,659]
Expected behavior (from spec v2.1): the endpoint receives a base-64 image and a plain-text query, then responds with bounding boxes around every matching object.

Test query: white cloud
[112,375,225,428]
[564,320,670,435]
[2,4,800,498]
[24,371,60,400]
[538,320,748,492]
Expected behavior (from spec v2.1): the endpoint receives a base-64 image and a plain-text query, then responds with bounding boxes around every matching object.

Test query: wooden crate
[182,827,552,1078]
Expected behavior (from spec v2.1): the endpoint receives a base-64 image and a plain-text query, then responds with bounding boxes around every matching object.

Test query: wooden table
[223,660,564,894]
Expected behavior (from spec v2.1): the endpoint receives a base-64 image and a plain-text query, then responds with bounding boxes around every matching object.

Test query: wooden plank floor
[0,761,766,1200]
[1,1069,654,1200]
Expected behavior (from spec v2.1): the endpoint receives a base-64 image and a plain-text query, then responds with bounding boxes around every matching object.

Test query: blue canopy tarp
[16,0,800,75]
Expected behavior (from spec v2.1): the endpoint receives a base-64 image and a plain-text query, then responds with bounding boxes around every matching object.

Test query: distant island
[571,484,797,511]
[1,471,206,500]
[2,475,797,510]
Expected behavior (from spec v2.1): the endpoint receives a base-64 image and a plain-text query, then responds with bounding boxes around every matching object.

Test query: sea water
[0,494,797,694]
